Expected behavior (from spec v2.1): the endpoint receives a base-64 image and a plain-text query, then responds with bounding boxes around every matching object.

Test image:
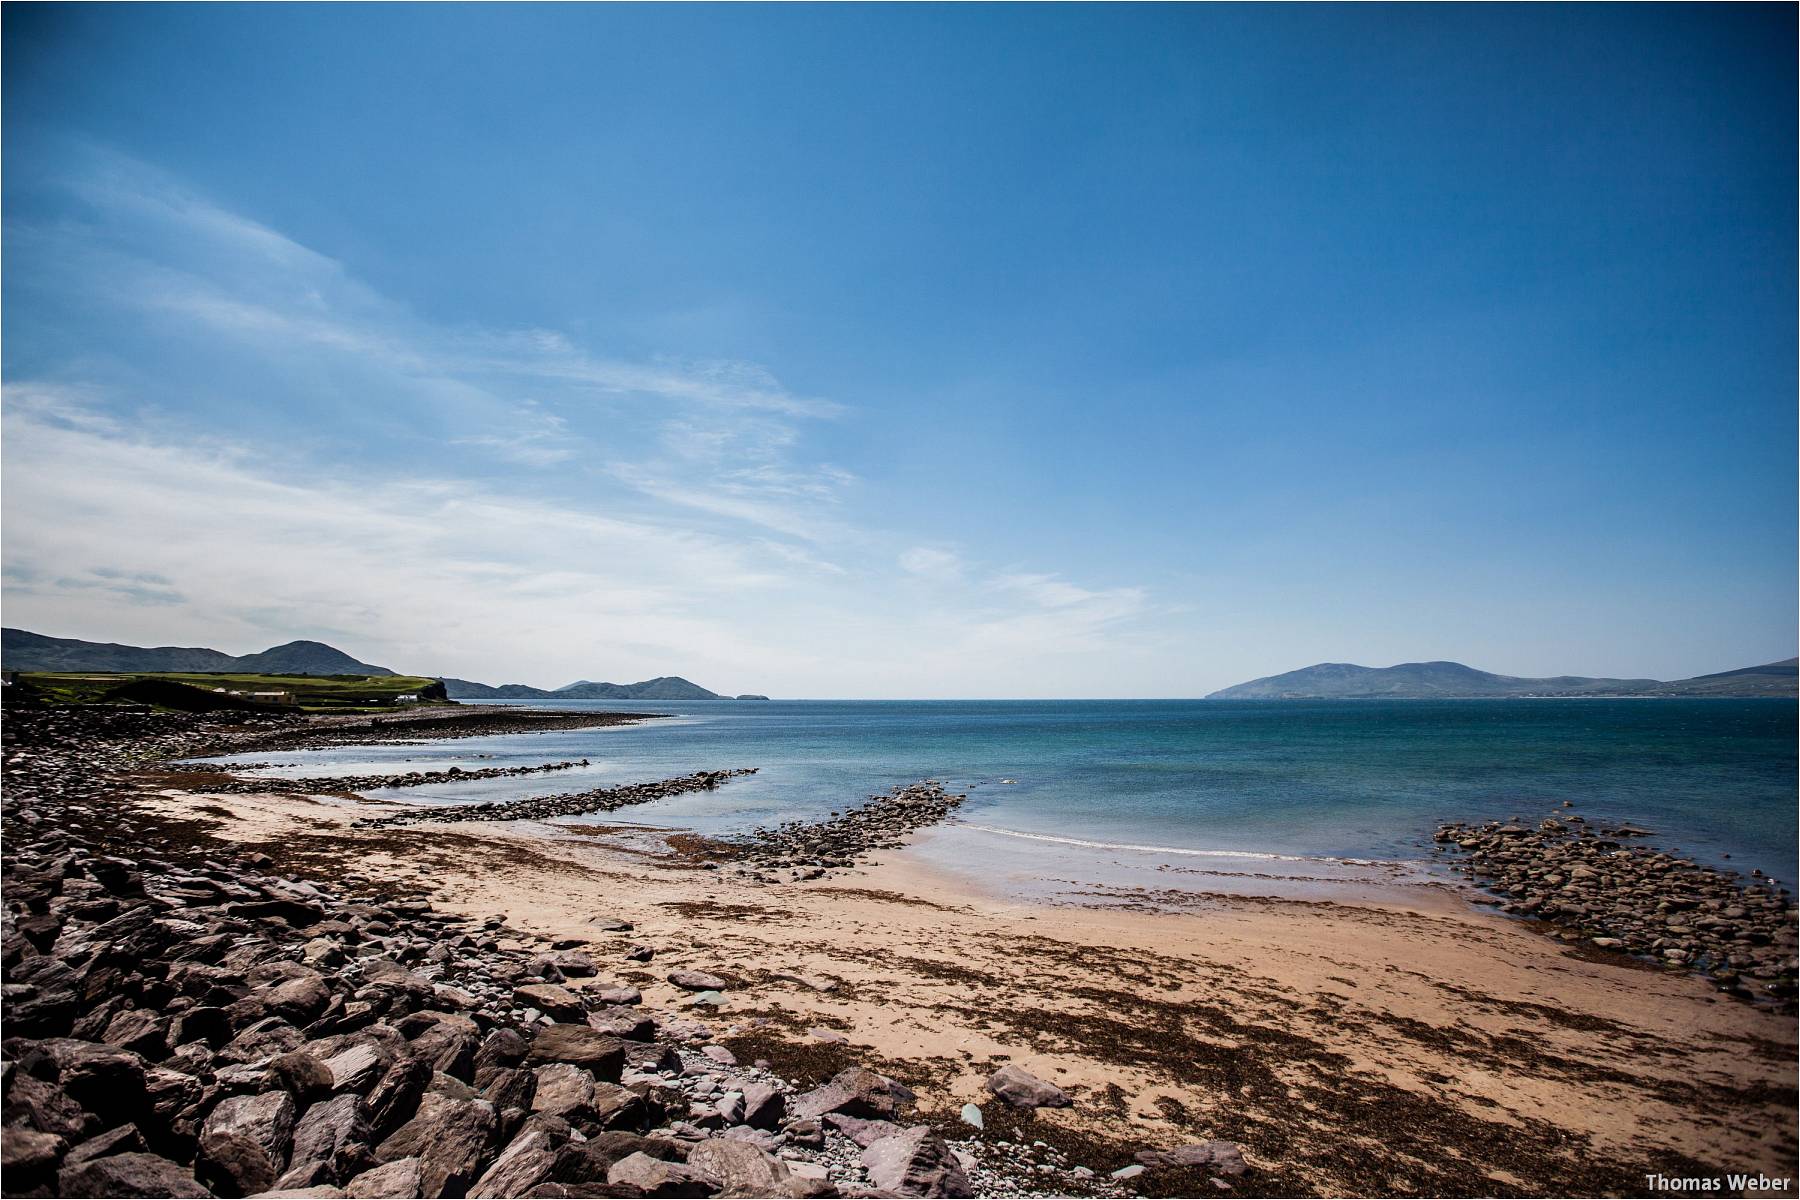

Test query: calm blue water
[204,699,1798,885]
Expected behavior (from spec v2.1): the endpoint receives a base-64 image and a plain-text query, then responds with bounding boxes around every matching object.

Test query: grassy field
[7,671,448,713]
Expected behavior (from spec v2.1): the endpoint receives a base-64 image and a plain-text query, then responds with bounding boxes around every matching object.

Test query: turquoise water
[207,698,1798,885]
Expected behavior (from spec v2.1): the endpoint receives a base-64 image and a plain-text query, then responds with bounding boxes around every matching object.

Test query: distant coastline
[1208,656,1797,700]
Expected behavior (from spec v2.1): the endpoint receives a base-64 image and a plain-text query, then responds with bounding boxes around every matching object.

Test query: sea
[198,698,1798,900]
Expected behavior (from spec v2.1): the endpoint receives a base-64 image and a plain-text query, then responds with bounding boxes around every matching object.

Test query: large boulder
[742,1081,785,1130]
[985,1064,1071,1110]
[343,1157,423,1198]
[364,1058,431,1140]
[688,1137,823,1198]
[59,1151,213,1198]
[530,1063,596,1121]
[606,1150,713,1197]
[526,1025,625,1081]
[2,1126,66,1185]
[322,1044,387,1095]
[198,1090,297,1195]
[513,984,588,1023]
[285,1093,370,1183]
[791,1067,915,1121]
[468,1129,561,1198]
[374,1093,497,1198]
[860,1126,972,1198]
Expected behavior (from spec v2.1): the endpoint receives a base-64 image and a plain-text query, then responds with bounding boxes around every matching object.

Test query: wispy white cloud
[3,148,1170,695]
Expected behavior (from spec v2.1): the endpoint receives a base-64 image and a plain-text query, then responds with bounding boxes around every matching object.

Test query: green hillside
[6,671,446,713]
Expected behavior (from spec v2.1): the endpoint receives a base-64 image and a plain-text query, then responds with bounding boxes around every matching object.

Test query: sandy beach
[131,712,1798,1198]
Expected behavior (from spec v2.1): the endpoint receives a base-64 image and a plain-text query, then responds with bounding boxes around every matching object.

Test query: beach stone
[792,1066,916,1121]
[468,1129,561,1198]
[825,1112,902,1147]
[2,1126,66,1181]
[364,1057,431,1139]
[374,1094,497,1198]
[322,1043,386,1094]
[986,1064,1071,1109]
[587,1005,656,1040]
[607,1149,714,1197]
[344,1157,423,1198]
[59,1151,212,1198]
[860,1125,973,1197]
[689,1137,821,1197]
[742,1081,786,1129]
[514,984,588,1023]
[959,1103,984,1129]
[666,970,728,992]
[593,985,642,1007]
[198,1090,297,1195]
[531,1063,596,1119]
[64,1124,147,1165]
[526,1024,626,1080]
[287,1093,370,1182]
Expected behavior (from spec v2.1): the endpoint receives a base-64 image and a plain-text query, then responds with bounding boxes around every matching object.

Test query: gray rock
[860,1125,972,1197]
[530,1063,596,1120]
[526,1024,625,1081]
[742,1081,785,1130]
[59,1151,213,1198]
[606,1150,713,1197]
[666,970,728,992]
[688,1137,819,1197]
[344,1157,423,1198]
[985,1064,1071,1110]
[791,1067,915,1121]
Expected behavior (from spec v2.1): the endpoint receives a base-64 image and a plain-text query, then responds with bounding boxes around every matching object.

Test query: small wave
[949,821,1386,866]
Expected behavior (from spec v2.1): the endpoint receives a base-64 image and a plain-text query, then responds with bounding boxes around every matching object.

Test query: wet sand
[135,767,1799,1198]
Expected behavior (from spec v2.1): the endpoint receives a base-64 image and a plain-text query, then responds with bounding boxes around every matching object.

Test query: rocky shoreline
[2,704,1256,1199]
[1435,813,1798,1010]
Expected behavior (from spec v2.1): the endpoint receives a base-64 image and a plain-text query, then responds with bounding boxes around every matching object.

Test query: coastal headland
[2,702,1794,1199]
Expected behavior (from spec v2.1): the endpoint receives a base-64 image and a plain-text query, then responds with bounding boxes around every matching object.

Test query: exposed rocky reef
[355,770,759,829]
[720,783,967,885]
[1435,814,1797,1009]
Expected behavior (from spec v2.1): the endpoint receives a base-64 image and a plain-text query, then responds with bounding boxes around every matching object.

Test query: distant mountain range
[2,628,397,676]
[440,677,751,701]
[1208,658,1798,699]
[1,628,759,699]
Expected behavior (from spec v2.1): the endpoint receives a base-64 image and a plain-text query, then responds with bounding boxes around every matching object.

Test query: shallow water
[199,698,1798,887]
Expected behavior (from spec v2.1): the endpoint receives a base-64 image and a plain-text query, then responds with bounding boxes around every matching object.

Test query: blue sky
[3,4,1793,696]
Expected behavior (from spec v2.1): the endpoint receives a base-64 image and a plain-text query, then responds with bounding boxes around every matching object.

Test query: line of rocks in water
[174,759,595,796]
[1435,812,1798,1009]
[720,783,966,885]
[355,770,759,829]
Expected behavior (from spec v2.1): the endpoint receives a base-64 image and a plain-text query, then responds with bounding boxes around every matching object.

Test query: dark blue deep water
[207,698,1798,883]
